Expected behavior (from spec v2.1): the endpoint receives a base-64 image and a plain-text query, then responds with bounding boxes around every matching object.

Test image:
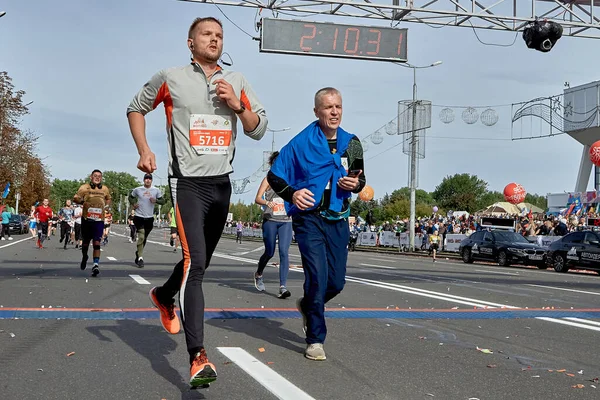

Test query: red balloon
[504,183,526,205]
[590,140,600,167]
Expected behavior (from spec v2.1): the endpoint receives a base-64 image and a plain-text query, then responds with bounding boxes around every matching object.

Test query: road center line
[535,317,600,332]
[0,236,32,249]
[360,263,396,269]
[564,317,600,326]
[344,276,515,308]
[475,269,520,276]
[526,284,600,296]
[106,256,117,261]
[129,275,150,285]
[368,256,399,262]
[217,347,315,400]
[234,246,265,255]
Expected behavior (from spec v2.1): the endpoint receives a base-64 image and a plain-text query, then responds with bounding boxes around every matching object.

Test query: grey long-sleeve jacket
[127,63,268,178]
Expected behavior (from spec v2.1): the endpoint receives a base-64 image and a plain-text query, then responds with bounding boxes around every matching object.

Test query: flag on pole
[1,182,10,199]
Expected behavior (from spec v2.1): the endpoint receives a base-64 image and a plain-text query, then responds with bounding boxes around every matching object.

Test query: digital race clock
[260,18,408,63]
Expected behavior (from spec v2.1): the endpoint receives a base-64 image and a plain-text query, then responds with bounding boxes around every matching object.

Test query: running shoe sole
[304,352,327,361]
[190,364,217,388]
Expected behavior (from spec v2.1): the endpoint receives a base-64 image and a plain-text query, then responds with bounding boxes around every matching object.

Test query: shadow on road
[206,312,306,355]
[216,279,283,300]
[86,320,206,400]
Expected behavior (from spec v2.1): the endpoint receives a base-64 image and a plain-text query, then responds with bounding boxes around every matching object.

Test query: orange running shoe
[149,287,180,334]
[190,349,217,387]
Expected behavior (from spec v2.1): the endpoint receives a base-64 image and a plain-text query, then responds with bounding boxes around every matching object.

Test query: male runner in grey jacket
[126,16,267,388]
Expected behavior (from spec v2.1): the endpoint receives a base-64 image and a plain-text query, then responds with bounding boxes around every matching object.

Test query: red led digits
[397,32,404,55]
[344,28,360,54]
[366,29,381,55]
[333,28,339,50]
[300,24,316,51]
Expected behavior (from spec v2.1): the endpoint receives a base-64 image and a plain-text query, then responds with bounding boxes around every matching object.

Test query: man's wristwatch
[234,102,246,114]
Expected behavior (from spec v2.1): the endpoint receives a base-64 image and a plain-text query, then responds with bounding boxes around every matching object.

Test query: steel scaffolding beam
[179,0,600,39]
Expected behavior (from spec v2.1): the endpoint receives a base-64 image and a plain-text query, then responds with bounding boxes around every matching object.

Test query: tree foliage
[0,71,50,212]
[50,179,83,209]
[432,173,489,212]
[229,200,263,223]
[524,193,548,210]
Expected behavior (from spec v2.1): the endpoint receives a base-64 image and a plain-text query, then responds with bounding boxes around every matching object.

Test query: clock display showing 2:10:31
[260,19,408,62]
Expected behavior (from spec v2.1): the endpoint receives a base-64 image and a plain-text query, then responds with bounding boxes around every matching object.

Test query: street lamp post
[266,127,291,153]
[396,61,442,251]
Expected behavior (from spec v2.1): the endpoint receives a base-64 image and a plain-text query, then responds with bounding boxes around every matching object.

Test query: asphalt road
[1,225,599,400]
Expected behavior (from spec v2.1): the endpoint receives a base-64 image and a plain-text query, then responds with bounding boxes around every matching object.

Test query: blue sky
[1,0,597,204]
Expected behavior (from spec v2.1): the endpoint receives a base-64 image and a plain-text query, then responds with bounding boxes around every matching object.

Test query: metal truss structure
[180,0,600,39]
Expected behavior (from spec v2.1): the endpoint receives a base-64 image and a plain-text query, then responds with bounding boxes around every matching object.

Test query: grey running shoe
[278,286,291,299]
[91,265,100,277]
[254,274,265,292]
[296,297,307,334]
[305,343,326,361]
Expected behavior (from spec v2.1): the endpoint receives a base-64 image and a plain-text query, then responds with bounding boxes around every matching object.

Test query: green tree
[350,198,370,218]
[157,185,173,220]
[524,193,548,210]
[0,71,50,212]
[229,200,250,222]
[97,171,140,222]
[477,190,505,211]
[50,179,83,209]
[388,187,434,205]
[384,199,409,221]
[432,173,488,212]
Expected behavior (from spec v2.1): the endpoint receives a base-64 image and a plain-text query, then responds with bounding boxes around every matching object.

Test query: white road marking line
[289,254,302,259]
[106,256,117,261]
[234,245,265,255]
[564,318,600,327]
[369,256,399,262]
[535,317,600,332]
[213,252,257,264]
[344,276,516,309]
[475,269,520,276]
[0,236,32,249]
[129,275,150,285]
[217,347,315,400]
[359,263,396,270]
[527,284,600,296]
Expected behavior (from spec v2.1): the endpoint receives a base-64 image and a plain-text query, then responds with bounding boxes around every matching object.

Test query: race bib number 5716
[190,114,232,155]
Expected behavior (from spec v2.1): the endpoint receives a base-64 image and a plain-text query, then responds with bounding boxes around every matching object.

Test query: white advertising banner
[399,233,409,247]
[359,232,378,246]
[379,231,399,247]
[223,226,263,238]
[445,234,467,252]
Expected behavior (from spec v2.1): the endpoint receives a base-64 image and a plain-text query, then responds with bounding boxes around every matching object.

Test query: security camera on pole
[395,61,442,251]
